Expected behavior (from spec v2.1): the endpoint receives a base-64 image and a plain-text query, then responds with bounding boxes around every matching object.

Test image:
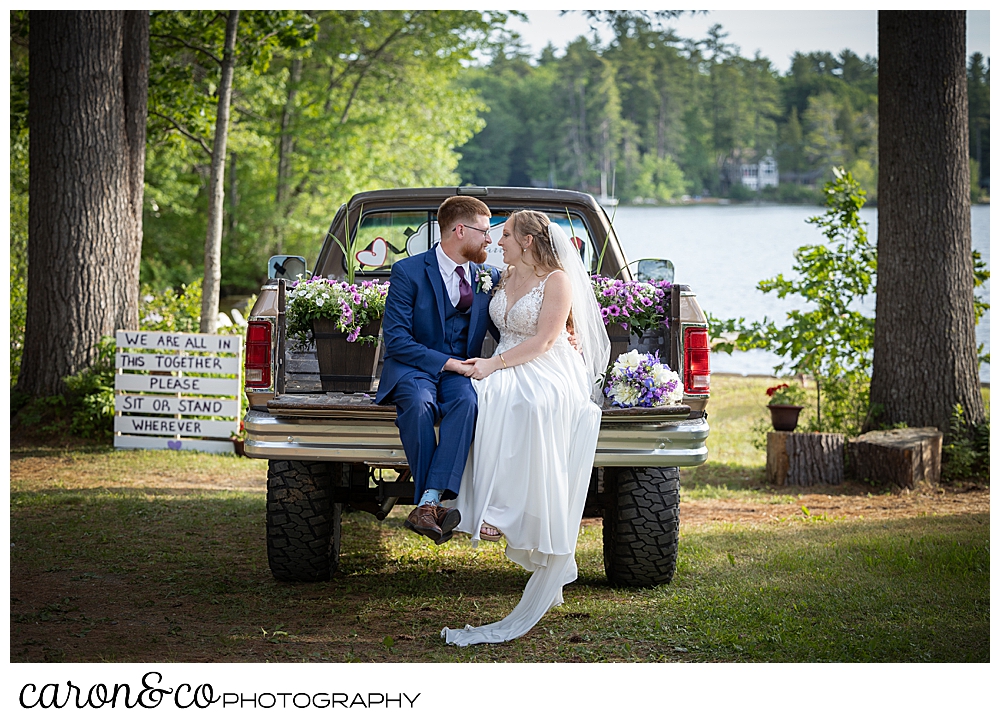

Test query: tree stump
[766,432,845,486]
[846,427,942,488]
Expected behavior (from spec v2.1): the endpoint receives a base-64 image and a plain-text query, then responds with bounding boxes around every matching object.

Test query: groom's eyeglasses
[454,223,490,239]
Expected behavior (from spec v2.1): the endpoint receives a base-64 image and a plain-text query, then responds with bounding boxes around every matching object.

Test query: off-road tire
[266,460,341,582]
[602,466,680,587]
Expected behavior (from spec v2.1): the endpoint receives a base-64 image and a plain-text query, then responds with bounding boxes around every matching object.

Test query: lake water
[612,203,991,383]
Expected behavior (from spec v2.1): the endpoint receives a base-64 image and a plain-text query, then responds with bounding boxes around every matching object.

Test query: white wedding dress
[442,272,602,646]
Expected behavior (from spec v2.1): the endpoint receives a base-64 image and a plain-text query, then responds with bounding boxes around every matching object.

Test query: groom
[376,196,501,544]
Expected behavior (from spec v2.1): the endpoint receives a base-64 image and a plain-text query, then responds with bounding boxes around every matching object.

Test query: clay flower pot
[769,404,804,432]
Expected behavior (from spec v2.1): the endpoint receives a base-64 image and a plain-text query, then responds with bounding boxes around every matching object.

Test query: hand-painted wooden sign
[114,329,242,455]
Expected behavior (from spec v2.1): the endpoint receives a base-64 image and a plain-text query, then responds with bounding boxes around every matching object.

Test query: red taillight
[245,320,272,388]
[684,326,710,395]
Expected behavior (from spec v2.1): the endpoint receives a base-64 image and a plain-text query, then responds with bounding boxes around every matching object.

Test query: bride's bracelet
[499,353,508,369]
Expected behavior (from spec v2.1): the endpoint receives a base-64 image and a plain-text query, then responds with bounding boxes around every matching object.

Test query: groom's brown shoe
[434,506,461,545]
[404,504,443,542]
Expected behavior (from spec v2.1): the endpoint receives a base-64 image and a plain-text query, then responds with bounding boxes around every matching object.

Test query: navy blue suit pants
[392,370,477,503]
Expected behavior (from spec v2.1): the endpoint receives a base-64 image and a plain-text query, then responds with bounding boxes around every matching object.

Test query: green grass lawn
[9,377,990,662]
[10,453,989,663]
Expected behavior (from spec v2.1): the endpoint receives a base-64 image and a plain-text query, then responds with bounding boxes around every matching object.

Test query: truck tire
[266,460,341,582]
[602,466,680,588]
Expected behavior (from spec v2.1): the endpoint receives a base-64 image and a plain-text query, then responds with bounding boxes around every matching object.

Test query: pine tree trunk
[18,10,147,397]
[870,11,985,431]
[200,9,239,334]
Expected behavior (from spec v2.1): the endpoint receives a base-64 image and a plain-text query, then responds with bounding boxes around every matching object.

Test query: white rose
[612,381,639,407]
[614,349,642,373]
[652,364,678,387]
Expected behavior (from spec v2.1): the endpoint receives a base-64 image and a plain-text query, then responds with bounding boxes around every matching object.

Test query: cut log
[846,427,942,488]
[766,432,845,486]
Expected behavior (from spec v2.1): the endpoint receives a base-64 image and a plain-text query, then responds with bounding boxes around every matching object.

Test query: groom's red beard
[462,238,489,264]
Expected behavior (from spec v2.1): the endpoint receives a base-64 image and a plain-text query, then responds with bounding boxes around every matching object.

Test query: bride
[442,209,610,646]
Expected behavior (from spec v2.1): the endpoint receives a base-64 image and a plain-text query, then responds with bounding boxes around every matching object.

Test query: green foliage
[62,337,118,439]
[972,249,990,366]
[143,10,504,294]
[967,52,989,191]
[941,404,990,482]
[10,128,29,387]
[765,383,807,406]
[455,24,885,203]
[10,14,29,387]
[632,153,687,202]
[711,167,876,434]
[138,280,204,333]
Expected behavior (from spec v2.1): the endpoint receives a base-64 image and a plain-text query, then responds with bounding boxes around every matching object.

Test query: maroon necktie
[456,266,473,313]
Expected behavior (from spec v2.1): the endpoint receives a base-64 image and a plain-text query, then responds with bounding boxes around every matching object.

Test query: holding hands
[463,357,502,380]
[444,355,502,380]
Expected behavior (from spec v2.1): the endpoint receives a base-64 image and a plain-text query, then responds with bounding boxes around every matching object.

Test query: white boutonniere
[475,267,494,293]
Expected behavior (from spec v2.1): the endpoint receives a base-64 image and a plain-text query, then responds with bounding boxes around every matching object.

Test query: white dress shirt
[435,243,471,307]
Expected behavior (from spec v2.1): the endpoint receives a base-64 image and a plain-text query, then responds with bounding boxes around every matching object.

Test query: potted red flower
[766,383,807,431]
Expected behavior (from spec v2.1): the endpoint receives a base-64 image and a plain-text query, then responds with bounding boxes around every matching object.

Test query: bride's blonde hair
[504,210,574,330]
[506,210,564,274]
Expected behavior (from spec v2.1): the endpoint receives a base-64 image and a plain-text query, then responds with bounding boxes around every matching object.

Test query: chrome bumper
[243,410,709,467]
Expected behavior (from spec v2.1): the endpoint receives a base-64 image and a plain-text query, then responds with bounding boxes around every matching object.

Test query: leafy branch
[711,167,876,433]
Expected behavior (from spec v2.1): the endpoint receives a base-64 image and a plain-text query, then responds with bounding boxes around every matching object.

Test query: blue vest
[442,297,471,357]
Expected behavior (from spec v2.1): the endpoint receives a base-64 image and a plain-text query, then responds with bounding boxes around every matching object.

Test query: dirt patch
[680,481,990,526]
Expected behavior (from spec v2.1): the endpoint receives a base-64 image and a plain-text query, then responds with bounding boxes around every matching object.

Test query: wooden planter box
[313,318,382,393]
[766,431,845,486]
[605,322,631,364]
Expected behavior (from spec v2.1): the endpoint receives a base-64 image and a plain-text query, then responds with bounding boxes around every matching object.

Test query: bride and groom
[376,196,610,646]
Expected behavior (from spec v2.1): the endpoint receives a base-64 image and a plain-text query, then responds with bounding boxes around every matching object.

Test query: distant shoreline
[712,371,990,389]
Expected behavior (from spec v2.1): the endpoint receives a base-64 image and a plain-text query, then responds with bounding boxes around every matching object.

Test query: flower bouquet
[604,350,683,408]
[286,277,390,392]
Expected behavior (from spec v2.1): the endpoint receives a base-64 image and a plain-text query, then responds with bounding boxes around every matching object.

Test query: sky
[506,10,991,73]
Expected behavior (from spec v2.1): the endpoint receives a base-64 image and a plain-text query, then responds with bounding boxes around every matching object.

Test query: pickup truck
[242,186,710,587]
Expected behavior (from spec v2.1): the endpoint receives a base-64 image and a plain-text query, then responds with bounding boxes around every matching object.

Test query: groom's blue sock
[418,488,442,506]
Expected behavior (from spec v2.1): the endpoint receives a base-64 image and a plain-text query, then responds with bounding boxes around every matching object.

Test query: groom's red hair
[437,196,491,234]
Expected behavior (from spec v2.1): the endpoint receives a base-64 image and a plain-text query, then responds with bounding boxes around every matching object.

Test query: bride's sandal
[479,522,503,542]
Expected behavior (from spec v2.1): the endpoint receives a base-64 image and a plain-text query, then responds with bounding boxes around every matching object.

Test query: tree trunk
[18,10,147,397]
[846,428,942,488]
[276,58,302,209]
[870,11,985,431]
[200,9,239,334]
[766,432,845,486]
[273,57,302,255]
[122,11,149,339]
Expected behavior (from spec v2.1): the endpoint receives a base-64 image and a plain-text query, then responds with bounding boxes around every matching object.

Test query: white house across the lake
[739,153,778,191]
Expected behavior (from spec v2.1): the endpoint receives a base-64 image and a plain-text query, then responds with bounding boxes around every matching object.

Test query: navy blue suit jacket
[376,247,501,404]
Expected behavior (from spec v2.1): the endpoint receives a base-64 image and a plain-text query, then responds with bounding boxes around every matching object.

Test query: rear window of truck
[344,209,597,276]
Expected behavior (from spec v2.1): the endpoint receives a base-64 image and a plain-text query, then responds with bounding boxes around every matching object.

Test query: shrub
[63,336,117,439]
[711,167,876,435]
[942,404,990,482]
